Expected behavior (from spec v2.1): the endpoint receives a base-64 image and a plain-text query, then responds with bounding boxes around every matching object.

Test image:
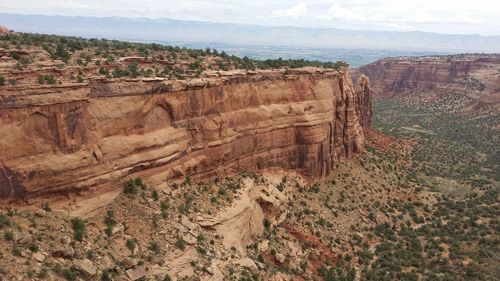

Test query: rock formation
[356,54,500,104]
[0,68,371,203]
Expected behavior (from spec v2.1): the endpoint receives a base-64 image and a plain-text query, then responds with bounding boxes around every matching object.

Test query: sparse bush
[123,179,138,194]
[62,268,77,281]
[149,241,161,254]
[126,238,137,252]
[12,245,21,256]
[3,230,13,241]
[152,189,159,201]
[104,209,117,236]
[101,269,112,281]
[29,243,39,253]
[263,218,271,230]
[38,75,56,85]
[175,238,186,250]
[71,217,85,242]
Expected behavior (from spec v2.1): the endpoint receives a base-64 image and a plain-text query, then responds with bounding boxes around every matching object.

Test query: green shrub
[71,217,85,242]
[3,230,13,241]
[175,238,186,250]
[263,218,271,230]
[152,190,159,201]
[62,268,77,281]
[104,209,117,236]
[12,245,21,256]
[0,75,5,86]
[149,241,161,254]
[0,214,10,228]
[38,75,56,85]
[101,269,112,281]
[126,238,137,252]
[29,243,39,252]
[123,179,137,194]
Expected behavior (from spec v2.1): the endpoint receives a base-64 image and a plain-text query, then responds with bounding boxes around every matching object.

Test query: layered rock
[0,68,371,202]
[356,54,500,104]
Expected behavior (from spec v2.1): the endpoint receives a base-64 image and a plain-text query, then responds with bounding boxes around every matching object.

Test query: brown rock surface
[0,25,12,35]
[0,68,371,203]
[355,54,500,104]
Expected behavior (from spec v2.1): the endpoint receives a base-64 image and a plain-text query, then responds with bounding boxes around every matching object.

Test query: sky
[1,0,500,36]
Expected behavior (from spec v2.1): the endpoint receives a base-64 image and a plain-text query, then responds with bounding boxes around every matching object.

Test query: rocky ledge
[0,67,371,203]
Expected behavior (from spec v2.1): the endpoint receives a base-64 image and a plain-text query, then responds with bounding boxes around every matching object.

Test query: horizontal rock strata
[355,54,500,103]
[0,68,371,202]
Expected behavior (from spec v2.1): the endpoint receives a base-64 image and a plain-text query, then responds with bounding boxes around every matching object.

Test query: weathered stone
[204,266,214,275]
[122,257,138,269]
[234,258,258,272]
[181,216,198,230]
[184,234,197,245]
[173,222,189,233]
[287,241,302,257]
[35,209,46,217]
[111,223,125,235]
[73,259,97,278]
[52,246,75,259]
[32,252,45,263]
[257,240,269,253]
[100,255,115,270]
[275,253,286,264]
[0,69,370,201]
[16,233,33,245]
[375,212,389,225]
[126,266,146,280]
[60,236,72,245]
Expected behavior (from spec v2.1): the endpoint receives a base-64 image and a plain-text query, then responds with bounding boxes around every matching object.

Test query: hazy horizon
[1,0,499,36]
[2,13,500,55]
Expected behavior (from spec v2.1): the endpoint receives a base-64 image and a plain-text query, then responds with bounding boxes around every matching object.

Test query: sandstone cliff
[0,68,371,203]
[356,54,500,104]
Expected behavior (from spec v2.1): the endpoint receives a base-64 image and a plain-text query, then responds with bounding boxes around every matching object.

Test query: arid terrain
[0,31,499,281]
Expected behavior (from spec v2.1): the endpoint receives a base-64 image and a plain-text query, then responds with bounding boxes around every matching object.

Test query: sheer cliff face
[357,54,500,104]
[0,69,371,202]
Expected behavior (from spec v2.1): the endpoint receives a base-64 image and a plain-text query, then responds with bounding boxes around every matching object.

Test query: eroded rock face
[356,54,500,104]
[0,68,371,202]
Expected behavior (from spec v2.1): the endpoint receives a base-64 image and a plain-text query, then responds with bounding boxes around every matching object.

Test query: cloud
[318,3,365,21]
[272,1,308,19]
[0,0,498,35]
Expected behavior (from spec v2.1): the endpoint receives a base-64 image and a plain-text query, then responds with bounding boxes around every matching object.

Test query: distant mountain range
[1,13,500,54]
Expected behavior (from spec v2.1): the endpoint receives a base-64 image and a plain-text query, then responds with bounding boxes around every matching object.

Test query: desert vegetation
[0,33,348,87]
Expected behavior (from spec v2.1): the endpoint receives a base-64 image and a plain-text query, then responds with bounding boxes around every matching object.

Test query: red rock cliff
[356,54,500,103]
[0,68,371,202]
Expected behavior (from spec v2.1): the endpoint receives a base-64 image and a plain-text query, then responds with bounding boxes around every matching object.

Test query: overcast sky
[1,0,499,35]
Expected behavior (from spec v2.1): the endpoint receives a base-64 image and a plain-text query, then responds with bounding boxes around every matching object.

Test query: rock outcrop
[356,54,500,104]
[0,68,371,202]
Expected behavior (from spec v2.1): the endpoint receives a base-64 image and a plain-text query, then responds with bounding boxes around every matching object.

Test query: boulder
[257,240,269,252]
[275,253,286,264]
[73,259,97,278]
[126,266,146,280]
[32,252,45,263]
[17,233,33,245]
[122,257,138,269]
[52,245,75,259]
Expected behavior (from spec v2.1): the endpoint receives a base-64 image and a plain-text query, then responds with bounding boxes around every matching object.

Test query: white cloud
[272,1,308,19]
[318,3,365,21]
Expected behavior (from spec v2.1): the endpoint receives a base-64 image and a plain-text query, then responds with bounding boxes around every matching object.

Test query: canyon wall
[0,68,371,202]
[356,54,500,103]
